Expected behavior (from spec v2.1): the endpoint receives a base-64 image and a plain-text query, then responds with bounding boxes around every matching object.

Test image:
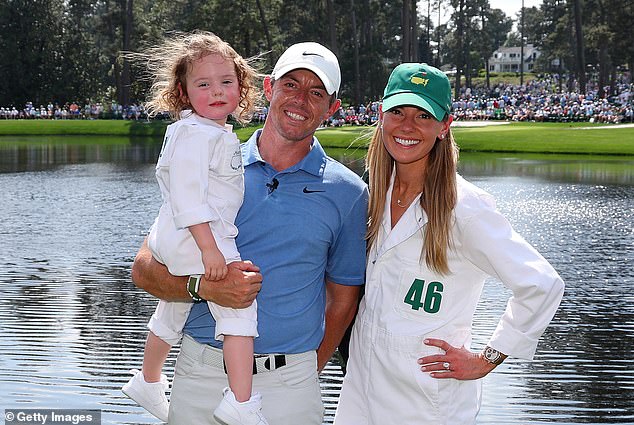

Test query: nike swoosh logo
[303,186,325,193]
[302,52,324,58]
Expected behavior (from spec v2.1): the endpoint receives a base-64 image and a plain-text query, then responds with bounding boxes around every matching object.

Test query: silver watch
[482,346,504,365]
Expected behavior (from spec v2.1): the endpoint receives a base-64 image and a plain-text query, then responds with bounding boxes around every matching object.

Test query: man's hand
[131,238,262,307]
[198,260,262,309]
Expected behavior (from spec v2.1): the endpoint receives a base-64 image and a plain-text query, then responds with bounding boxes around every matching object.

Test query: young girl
[122,32,268,425]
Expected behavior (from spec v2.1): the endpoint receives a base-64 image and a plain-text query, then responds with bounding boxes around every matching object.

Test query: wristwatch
[482,346,505,365]
[187,275,203,302]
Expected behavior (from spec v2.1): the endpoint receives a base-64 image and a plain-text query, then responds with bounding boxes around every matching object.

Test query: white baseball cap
[271,42,341,95]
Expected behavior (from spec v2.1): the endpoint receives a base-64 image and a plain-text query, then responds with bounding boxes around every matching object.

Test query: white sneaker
[213,387,269,425]
[121,368,169,422]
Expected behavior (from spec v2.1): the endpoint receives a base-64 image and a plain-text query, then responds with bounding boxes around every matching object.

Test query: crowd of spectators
[2,74,632,125]
[325,73,633,126]
[327,102,381,127]
[0,101,147,120]
[450,74,633,124]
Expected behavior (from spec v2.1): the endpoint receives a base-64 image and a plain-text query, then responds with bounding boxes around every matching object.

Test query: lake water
[0,136,633,424]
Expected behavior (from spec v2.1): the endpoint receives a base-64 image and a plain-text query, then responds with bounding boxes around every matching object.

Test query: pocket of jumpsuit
[392,259,481,424]
[390,261,452,420]
[215,135,243,177]
[392,262,451,324]
[208,136,243,240]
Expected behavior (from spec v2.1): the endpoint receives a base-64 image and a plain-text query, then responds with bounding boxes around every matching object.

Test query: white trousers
[148,298,258,345]
[168,335,324,425]
[334,319,482,425]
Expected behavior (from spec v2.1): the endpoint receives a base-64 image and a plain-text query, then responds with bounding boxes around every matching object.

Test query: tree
[120,0,134,106]
[348,0,361,105]
[255,0,274,61]
[451,0,466,98]
[2,0,632,108]
[519,6,547,46]
[326,0,338,55]
[477,7,512,90]
[433,0,448,67]
[583,0,634,95]
[572,0,586,94]
[443,0,497,94]
[0,0,65,106]
[530,0,573,90]
[609,0,634,83]
[401,0,417,61]
[420,0,433,63]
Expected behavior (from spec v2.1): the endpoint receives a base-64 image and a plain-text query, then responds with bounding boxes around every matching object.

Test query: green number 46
[403,279,444,313]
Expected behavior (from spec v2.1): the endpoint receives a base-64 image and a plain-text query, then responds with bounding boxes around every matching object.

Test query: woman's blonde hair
[131,31,260,124]
[366,117,458,275]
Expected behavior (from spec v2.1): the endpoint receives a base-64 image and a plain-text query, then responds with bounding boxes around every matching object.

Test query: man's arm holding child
[131,238,262,308]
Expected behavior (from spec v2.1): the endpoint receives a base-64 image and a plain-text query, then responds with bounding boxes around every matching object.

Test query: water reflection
[459,152,634,185]
[0,136,162,173]
[467,175,634,424]
[0,139,633,424]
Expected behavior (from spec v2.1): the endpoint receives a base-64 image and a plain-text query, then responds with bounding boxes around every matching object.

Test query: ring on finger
[442,362,450,370]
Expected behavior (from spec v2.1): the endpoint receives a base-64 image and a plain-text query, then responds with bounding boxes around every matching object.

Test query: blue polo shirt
[183,129,368,354]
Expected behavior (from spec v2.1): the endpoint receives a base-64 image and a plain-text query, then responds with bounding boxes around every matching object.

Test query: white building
[489,44,540,73]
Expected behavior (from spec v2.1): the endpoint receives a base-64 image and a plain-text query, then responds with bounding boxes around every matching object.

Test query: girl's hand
[418,338,498,380]
[197,261,262,308]
[202,249,228,281]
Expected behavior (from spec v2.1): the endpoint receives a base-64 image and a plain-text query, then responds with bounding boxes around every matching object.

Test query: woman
[333,63,565,425]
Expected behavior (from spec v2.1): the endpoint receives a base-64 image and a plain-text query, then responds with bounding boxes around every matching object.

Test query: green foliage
[0,0,64,106]
[1,0,633,108]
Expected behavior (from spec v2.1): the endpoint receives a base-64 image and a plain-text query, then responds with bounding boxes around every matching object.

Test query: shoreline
[1,120,633,156]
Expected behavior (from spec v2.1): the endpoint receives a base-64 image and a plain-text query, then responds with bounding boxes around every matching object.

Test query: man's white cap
[271,42,341,96]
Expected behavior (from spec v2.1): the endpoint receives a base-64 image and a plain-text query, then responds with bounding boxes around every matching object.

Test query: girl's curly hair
[129,31,261,125]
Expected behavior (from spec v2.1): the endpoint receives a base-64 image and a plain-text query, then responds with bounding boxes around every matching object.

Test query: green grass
[0,119,168,137]
[452,122,634,155]
[312,122,634,156]
[471,72,538,87]
[1,119,633,156]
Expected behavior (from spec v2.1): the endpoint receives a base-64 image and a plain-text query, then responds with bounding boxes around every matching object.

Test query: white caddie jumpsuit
[147,111,257,345]
[334,173,564,425]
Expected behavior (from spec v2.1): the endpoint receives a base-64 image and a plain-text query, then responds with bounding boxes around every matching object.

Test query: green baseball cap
[381,63,452,121]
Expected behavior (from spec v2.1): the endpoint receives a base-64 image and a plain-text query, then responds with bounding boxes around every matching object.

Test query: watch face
[484,347,501,363]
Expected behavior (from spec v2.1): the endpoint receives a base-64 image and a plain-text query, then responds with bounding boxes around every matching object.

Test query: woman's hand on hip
[418,338,497,380]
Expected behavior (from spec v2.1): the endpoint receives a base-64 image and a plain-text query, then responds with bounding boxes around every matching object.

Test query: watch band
[187,275,203,302]
[482,346,504,365]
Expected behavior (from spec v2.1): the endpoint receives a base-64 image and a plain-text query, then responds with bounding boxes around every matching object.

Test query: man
[131,42,368,425]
